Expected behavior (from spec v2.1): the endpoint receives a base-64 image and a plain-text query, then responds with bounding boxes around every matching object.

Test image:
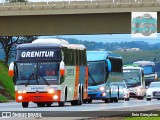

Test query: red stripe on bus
[74,66,79,100]
[84,66,89,99]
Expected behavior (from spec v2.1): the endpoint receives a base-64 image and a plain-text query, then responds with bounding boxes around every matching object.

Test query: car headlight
[99,86,105,91]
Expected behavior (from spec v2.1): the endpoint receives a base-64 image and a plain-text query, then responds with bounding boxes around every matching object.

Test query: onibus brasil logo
[131,12,157,38]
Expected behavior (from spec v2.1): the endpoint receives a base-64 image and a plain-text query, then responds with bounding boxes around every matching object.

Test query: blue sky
[40,34,160,44]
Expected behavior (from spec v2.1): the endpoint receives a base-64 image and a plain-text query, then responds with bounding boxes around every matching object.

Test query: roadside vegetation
[125,117,160,120]
[0,60,14,102]
[114,50,160,64]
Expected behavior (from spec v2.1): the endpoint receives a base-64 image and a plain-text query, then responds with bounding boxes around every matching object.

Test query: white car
[146,82,160,101]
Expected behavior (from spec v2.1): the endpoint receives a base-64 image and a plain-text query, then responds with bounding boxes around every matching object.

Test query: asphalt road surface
[0,99,160,119]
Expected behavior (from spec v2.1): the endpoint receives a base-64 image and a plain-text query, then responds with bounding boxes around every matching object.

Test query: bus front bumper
[15,91,61,102]
[88,91,107,99]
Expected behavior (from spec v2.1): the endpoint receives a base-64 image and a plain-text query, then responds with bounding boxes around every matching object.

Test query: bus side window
[13,64,18,84]
[142,70,144,77]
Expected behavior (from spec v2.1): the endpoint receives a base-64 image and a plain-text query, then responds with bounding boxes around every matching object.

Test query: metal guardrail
[0,0,160,10]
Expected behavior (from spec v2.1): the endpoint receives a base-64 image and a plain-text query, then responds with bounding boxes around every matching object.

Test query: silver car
[110,82,130,101]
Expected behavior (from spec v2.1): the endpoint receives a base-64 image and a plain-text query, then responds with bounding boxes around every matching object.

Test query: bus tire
[110,98,113,103]
[37,102,45,107]
[71,101,77,106]
[46,102,52,107]
[125,98,129,101]
[88,99,92,103]
[78,86,83,105]
[22,102,29,108]
[59,87,67,107]
[104,98,110,103]
[138,96,143,100]
[83,99,87,103]
[71,87,82,106]
[58,102,65,107]
[147,98,151,101]
[114,97,118,102]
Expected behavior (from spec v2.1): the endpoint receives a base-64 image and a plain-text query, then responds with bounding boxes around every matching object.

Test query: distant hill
[114,50,160,78]
[113,50,160,64]
[58,37,160,51]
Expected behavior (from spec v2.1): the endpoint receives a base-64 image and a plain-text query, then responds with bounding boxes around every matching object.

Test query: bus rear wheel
[71,88,82,106]
[137,96,143,100]
[22,102,29,108]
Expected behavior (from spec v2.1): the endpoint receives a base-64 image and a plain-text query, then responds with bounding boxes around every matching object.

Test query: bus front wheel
[125,98,129,101]
[37,102,45,107]
[22,102,29,108]
[147,98,151,101]
[104,98,110,103]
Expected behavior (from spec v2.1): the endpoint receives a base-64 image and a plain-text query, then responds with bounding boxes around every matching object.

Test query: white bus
[123,65,145,100]
[133,61,157,86]
[8,38,88,108]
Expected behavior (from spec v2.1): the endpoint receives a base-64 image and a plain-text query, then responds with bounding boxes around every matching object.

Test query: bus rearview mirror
[60,61,65,76]
[8,62,14,77]
[106,59,111,72]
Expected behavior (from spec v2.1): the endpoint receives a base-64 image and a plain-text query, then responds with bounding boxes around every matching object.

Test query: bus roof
[87,51,122,61]
[32,38,69,45]
[133,61,155,66]
[17,39,86,50]
[16,43,61,50]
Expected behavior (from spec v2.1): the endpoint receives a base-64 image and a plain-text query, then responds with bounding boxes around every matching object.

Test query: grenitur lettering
[21,51,54,58]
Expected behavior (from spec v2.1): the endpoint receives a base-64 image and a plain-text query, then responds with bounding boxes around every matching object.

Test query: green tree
[0,36,37,65]
[5,0,27,2]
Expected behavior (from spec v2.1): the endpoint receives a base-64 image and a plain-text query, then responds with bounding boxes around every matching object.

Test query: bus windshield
[139,65,154,75]
[88,61,106,86]
[123,69,141,87]
[16,62,59,85]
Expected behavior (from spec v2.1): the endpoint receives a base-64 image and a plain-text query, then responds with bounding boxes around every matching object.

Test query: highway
[0,99,160,119]
[0,99,160,111]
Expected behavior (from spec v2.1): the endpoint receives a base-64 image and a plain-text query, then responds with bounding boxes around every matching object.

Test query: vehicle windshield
[111,83,126,88]
[139,65,155,75]
[123,69,141,88]
[88,61,106,86]
[149,82,160,88]
[16,62,59,85]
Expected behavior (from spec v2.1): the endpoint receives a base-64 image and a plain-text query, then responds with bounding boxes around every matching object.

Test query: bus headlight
[137,88,141,92]
[22,90,26,93]
[48,89,54,94]
[99,86,105,91]
[18,96,23,100]
[18,90,22,94]
[53,95,58,100]
[102,93,106,96]
[18,90,26,94]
